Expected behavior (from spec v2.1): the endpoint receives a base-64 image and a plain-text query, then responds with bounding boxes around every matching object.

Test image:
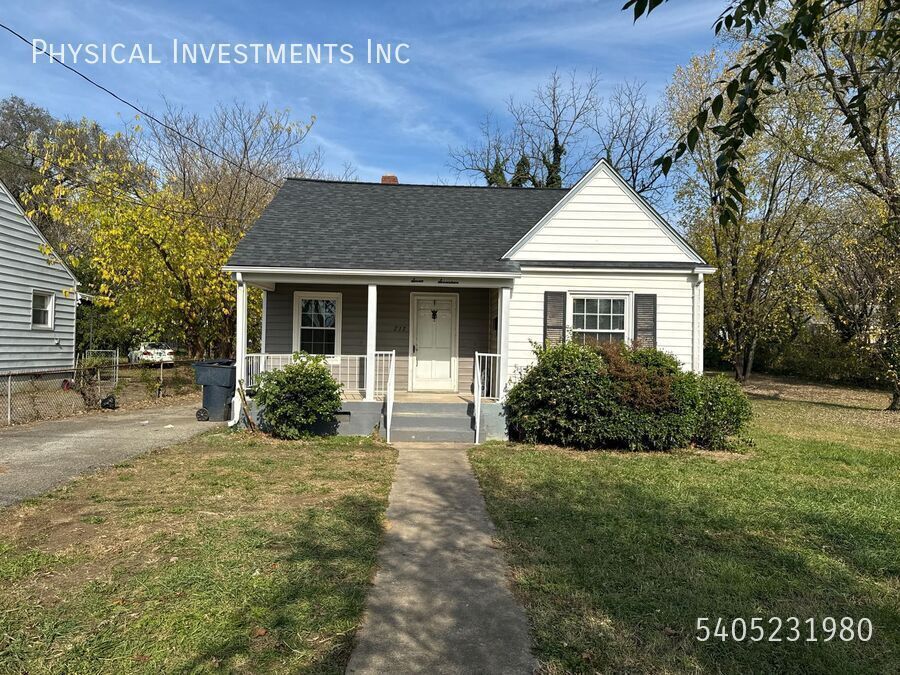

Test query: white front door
[411,294,457,391]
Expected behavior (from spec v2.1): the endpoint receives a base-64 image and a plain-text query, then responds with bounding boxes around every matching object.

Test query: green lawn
[0,432,396,673]
[470,377,900,673]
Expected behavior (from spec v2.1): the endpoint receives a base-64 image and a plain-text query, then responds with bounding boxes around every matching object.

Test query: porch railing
[328,355,367,397]
[474,352,502,444]
[244,352,397,439]
[381,350,396,442]
[245,353,367,395]
[372,351,394,397]
[245,353,295,389]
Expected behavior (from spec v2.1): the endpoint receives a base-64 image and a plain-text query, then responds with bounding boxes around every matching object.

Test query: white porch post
[498,286,512,400]
[232,275,248,424]
[260,289,267,353]
[365,283,377,400]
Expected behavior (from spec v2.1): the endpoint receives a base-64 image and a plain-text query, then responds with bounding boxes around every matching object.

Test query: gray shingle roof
[227,179,569,273]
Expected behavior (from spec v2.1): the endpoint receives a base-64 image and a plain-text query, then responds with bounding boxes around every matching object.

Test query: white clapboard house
[224,159,713,442]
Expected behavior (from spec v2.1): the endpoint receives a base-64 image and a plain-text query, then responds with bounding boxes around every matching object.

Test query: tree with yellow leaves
[26,103,322,357]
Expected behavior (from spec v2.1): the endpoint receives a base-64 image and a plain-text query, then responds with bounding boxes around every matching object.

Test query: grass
[0,432,396,674]
[470,376,900,674]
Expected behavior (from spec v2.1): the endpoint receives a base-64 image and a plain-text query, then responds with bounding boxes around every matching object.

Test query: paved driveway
[0,403,222,507]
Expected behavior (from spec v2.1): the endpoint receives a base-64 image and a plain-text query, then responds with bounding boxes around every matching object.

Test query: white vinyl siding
[0,182,77,373]
[509,164,697,263]
[507,271,696,374]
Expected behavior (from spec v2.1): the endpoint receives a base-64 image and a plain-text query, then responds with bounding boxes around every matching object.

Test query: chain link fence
[0,360,200,427]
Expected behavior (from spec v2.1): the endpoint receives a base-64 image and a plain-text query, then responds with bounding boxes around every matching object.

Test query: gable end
[503,159,705,265]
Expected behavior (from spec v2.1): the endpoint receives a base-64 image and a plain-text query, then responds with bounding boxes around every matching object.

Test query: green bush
[626,346,682,376]
[693,375,753,450]
[756,326,880,386]
[505,342,751,451]
[594,342,700,450]
[254,353,343,440]
[504,342,613,449]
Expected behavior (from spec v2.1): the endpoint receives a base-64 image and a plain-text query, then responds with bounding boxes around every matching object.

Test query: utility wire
[0,21,282,190]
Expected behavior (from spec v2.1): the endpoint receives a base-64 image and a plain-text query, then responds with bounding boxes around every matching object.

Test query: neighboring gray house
[225,159,714,442]
[0,179,78,373]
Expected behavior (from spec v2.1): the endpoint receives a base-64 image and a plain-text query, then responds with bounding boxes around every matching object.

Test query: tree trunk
[732,346,746,382]
[890,386,900,412]
[743,340,757,383]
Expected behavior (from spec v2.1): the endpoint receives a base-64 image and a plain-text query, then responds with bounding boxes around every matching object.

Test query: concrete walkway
[347,443,533,674]
[0,403,219,507]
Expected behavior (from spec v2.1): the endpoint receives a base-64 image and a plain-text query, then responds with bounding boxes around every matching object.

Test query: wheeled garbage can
[192,359,236,421]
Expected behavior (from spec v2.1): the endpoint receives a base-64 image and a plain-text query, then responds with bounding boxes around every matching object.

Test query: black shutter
[543,291,567,346]
[633,294,657,349]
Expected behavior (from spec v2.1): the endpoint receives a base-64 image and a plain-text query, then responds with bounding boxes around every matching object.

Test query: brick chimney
[381,174,399,184]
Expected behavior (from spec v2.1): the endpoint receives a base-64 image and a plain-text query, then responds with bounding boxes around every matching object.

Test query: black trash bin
[192,359,236,421]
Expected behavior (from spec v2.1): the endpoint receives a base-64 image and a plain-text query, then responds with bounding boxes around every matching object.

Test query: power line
[0,21,282,190]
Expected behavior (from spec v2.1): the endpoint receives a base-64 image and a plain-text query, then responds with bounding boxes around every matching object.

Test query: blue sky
[0,0,723,184]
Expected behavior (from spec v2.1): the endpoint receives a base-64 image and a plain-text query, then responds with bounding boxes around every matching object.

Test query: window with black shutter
[633,294,657,348]
[543,291,567,345]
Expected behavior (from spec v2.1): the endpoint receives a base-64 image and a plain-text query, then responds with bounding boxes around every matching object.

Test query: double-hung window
[572,296,626,344]
[31,291,54,329]
[294,293,341,356]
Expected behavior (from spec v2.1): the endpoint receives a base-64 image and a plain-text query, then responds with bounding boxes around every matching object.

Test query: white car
[129,342,175,366]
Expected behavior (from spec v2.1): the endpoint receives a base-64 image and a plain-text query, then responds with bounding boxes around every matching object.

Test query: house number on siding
[392,325,408,333]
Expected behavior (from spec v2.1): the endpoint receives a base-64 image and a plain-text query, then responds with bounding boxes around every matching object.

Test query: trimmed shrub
[255,353,342,440]
[504,341,614,449]
[626,346,682,376]
[505,342,751,451]
[693,375,753,450]
[506,342,700,451]
[594,342,700,450]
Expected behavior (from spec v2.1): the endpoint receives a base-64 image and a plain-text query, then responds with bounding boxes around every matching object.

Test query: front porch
[231,274,513,442]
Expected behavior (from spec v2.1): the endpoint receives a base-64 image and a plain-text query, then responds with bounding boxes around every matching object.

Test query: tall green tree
[669,52,835,381]
[630,0,900,408]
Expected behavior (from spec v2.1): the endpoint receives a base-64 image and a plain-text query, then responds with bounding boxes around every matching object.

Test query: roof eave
[221,265,521,279]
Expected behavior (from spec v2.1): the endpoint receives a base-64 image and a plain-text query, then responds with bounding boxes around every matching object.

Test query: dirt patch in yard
[743,374,900,436]
[742,373,891,409]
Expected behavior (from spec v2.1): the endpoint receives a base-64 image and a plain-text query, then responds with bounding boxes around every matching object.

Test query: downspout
[692,271,705,374]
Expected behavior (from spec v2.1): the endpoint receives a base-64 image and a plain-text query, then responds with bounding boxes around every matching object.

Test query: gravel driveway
[0,403,223,507]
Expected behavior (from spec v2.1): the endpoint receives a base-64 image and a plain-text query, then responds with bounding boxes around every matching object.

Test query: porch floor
[341,391,474,403]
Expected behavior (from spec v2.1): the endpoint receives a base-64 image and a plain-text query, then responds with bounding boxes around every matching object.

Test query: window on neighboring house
[296,293,341,355]
[31,291,54,328]
[572,296,626,344]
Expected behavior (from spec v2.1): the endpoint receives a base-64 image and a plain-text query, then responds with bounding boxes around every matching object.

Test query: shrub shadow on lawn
[476,457,900,674]
[175,493,386,674]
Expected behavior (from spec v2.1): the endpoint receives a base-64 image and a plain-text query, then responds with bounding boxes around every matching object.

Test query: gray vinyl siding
[488,288,499,353]
[0,183,77,374]
[265,284,490,393]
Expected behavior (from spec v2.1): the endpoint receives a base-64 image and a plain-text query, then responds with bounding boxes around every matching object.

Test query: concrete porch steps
[390,402,475,443]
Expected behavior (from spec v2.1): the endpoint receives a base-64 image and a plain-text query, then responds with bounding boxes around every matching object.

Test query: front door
[411,294,457,391]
